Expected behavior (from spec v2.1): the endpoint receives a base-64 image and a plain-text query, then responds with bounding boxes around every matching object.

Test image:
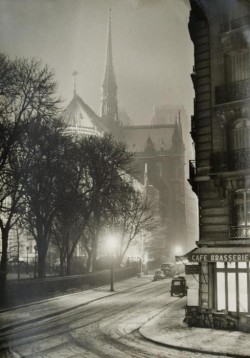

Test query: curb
[139,329,247,358]
[139,300,250,358]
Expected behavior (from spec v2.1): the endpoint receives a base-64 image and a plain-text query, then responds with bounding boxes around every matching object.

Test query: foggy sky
[0,0,194,126]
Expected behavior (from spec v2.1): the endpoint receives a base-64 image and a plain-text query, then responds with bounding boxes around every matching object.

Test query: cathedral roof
[63,92,107,136]
[121,124,175,153]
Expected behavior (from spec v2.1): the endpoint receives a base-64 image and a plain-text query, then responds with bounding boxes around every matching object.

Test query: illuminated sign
[189,253,250,262]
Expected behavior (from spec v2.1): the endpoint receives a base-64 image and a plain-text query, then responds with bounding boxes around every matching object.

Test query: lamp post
[107,235,116,292]
[140,234,144,277]
[26,246,29,274]
[110,252,114,292]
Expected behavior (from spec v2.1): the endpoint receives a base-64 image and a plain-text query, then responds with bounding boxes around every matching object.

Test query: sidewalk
[140,297,250,357]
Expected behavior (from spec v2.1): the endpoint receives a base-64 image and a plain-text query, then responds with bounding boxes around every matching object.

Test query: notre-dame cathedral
[63,10,190,261]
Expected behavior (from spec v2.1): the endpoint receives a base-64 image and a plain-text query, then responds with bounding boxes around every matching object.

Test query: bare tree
[113,191,158,265]
[0,55,62,282]
[0,55,60,286]
[51,136,92,276]
[79,134,134,272]
[20,119,65,278]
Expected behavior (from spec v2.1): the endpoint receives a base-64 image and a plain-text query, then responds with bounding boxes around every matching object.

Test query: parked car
[160,263,174,277]
[170,276,188,296]
[176,276,185,281]
[153,270,165,281]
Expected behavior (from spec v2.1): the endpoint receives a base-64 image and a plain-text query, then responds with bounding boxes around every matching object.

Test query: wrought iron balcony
[215,78,250,105]
[210,149,250,172]
[220,15,250,33]
[230,226,250,239]
[220,30,249,54]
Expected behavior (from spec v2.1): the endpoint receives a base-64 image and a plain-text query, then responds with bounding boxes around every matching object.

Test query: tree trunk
[86,249,92,272]
[0,227,9,306]
[0,227,9,284]
[91,224,99,272]
[59,251,64,276]
[119,238,133,267]
[91,247,98,272]
[0,227,10,306]
[83,239,92,273]
[37,252,46,278]
[66,255,71,276]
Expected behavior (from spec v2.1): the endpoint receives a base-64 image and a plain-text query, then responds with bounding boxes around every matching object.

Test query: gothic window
[231,118,250,150]
[216,262,249,313]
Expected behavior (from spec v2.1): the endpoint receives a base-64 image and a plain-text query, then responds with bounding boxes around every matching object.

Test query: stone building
[64,10,190,262]
[188,0,250,331]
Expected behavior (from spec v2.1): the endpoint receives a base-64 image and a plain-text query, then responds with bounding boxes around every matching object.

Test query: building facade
[188,0,250,331]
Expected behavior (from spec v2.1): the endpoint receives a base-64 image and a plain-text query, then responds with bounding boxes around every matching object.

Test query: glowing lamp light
[175,246,183,256]
[106,234,117,252]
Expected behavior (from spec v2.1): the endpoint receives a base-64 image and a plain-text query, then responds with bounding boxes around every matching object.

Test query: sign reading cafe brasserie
[189,253,250,262]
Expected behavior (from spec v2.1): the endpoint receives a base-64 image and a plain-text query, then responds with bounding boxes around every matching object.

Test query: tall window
[234,189,250,227]
[225,52,250,84]
[231,118,250,150]
[216,262,249,313]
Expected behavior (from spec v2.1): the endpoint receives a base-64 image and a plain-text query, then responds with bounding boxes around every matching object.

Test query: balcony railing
[220,15,250,33]
[230,226,250,239]
[210,149,250,172]
[215,78,250,105]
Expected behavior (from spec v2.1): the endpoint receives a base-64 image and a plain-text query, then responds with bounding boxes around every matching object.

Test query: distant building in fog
[63,9,193,261]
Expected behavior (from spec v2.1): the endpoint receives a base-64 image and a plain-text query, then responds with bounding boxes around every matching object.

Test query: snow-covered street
[0,275,245,357]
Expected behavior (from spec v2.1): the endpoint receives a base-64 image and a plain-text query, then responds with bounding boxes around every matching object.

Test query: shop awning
[175,248,197,261]
[189,247,250,263]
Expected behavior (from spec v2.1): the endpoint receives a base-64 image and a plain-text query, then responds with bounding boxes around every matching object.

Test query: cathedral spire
[72,70,78,97]
[172,111,185,153]
[178,110,185,152]
[101,8,119,129]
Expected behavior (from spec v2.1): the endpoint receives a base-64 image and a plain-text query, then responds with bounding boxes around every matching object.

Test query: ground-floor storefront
[186,246,250,332]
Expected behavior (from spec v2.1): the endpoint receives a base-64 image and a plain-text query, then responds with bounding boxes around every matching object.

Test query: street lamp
[175,246,183,257]
[107,235,116,292]
[26,246,29,274]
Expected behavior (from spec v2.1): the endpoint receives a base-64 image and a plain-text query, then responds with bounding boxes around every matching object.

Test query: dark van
[170,277,188,297]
